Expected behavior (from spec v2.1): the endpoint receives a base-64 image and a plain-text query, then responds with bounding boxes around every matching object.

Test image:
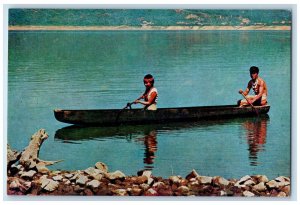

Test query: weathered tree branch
[17,129,62,173]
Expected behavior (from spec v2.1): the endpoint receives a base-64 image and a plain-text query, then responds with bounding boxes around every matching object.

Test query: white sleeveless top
[147,87,158,104]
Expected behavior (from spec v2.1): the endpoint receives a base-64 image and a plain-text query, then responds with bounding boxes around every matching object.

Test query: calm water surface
[8,30,291,179]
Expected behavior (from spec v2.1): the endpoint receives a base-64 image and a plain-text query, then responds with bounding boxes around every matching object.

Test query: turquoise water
[8,30,291,179]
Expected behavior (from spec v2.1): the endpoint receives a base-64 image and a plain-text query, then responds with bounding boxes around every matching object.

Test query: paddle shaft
[240,93,259,116]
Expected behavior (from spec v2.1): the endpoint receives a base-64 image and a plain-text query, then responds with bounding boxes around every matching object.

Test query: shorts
[241,94,267,106]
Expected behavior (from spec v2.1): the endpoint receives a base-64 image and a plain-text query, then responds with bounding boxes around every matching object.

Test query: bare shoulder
[258,77,266,84]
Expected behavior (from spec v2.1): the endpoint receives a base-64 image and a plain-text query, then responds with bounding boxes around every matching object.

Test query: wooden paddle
[240,92,259,116]
[115,102,134,125]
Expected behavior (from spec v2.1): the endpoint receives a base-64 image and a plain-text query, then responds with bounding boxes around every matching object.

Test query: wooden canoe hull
[55,115,270,141]
[54,105,270,126]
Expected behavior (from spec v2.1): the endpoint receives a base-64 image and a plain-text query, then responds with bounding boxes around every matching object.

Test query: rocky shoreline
[7,129,290,197]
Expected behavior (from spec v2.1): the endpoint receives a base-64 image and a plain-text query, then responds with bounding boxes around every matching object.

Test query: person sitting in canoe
[238,66,268,107]
[134,74,158,110]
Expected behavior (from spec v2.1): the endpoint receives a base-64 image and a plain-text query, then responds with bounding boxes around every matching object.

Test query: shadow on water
[54,115,269,169]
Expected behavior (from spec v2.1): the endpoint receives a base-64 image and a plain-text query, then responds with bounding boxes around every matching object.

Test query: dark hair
[144,74,154,84]
[249,66,259,74]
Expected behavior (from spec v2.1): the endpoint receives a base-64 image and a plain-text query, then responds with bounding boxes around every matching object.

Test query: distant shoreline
[9,25,291,31]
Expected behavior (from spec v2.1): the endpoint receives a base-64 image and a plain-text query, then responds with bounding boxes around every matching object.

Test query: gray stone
[243,190,255,197]
[244,179,255,186]
[106,170,126,180]
[169,176,181,184]
[253,182,267,192]
[277,192,287,197]
[266,180,283,188]
[113,189,128,196]
[142,170,152,178]
[64,173,73,179]
[142,170,153,185]
[76,175,89,185]
[239,175,252,183]
[255,175,269,183]
[87,180,101,189]
[40,178,59,192]
[139,183,150,191]
[152,181,165,189]
[275,176,290,186]
[186,169,200,180]
[197,176,212,184]
[220,190,227,196]
[52,175,63,181]
[84,167,103,176]
[177,185,190,196]
[95,162,108,173]
[145,188,158,196]
[213,176,229,186]
[20,170,37,179]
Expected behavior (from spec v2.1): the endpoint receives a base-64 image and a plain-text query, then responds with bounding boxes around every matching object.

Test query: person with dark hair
[134,74,158,110]
[238,66,268,107]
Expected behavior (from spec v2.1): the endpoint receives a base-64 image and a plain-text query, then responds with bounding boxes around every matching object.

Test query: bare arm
[239,80,251,96]
[135,92,157,105]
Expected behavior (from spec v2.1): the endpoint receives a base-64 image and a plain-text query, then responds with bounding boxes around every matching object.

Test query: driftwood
[7,144,21,169]
[18,129,62,173]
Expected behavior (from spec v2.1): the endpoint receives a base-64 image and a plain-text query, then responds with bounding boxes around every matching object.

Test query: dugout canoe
[55,115,269,141]
[54,105,270,126]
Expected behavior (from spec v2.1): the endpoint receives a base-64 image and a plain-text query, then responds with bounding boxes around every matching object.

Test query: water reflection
[242,116,269,166]
[54,116,269,170]
[135,130,158,169]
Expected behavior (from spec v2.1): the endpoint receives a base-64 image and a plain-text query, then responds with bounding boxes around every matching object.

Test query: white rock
[197,176,212,184]
[21,170,37,178]
[113,189,127,196]
[76,175,89,185]
[139,183,150,191]
[152,182,165,188]
[86,180,101,188]
[169,176,181,184]
[239,175,252,183]
[64,179,71,185]
[52,175,63,181]
[255,175,269,183]
[92,173,103,181]
[41,178,59,192]
[243,190,255,197]
[277,192,287,197]
[253,182,267,191]
[64,173,73,179]
[275,176,290,186]
[95,162,108,173]
[142,170,153,185]
[177,186,190,195]
[84,167,103,176]
[9,180,20,189]
[142,170,152,178]
[213,176,229,186]
[146,188,157,195]
[244,180,255,186]
[106,170,126,180]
